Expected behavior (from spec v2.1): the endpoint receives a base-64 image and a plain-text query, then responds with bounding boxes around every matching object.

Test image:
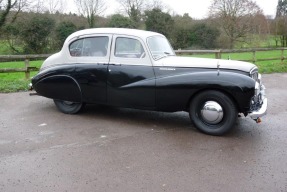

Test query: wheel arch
[34,75,83,102]
[186,87,240,113]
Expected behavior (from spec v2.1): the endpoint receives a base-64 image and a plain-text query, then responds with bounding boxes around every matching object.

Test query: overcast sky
[102,0,278,18]
[163,0,277,18]
[68,0,278,18]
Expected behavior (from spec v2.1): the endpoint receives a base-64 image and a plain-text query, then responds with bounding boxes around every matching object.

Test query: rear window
[69,36,109,57]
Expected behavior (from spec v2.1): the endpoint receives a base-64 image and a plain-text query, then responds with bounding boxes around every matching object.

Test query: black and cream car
[30,28,267,136]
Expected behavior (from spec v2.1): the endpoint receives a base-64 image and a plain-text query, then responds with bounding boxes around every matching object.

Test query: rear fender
[33,75,82,102]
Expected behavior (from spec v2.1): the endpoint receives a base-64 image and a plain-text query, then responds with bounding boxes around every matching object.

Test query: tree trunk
[280,35,287,47]
[229,38,235,49]
[0,0,13,29]
[88,14,96,28]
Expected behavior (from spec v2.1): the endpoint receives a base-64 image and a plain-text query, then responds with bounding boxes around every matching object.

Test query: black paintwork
[74,63,108,104]
[107,64,155,109]
[32,63,255,113]
[154,67,254,112]
[32,64,81,102]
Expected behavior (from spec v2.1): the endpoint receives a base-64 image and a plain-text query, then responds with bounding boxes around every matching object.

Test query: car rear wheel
[189,91,237,136]
[53,99,84,114]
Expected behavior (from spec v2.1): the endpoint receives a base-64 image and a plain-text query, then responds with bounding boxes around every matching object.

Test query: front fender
[155,70,255,112]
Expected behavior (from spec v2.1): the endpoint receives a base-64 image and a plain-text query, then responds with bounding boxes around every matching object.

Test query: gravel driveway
[0,73,286,192]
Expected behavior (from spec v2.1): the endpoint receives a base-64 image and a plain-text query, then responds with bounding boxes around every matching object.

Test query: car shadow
[83,104,192,129]
[40,98,263,140]
[72,104,258,138]
[40,101,265,155]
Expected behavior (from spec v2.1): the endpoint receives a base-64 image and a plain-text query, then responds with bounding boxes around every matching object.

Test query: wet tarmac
[0,73,287,191]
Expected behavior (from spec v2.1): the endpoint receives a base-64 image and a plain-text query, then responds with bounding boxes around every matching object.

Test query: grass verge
[188,50,287,74]
[0,61,42,93]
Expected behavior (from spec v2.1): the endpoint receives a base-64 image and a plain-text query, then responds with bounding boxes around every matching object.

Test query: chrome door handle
[109,63,121,66]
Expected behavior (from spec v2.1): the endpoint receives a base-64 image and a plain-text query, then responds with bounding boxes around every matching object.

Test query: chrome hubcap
[201,101,224,124]
[63,101,74,105]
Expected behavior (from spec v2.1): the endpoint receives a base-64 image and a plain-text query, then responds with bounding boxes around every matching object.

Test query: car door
[72,35,112,104]
[107,35,156,109]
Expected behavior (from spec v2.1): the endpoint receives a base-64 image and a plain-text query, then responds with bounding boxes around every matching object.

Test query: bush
[21,14,55,54]
[55,21,77,49]
[189,23,219,49]
[145,9,174,39]
[172,23,220,49]
[108,14,135,28]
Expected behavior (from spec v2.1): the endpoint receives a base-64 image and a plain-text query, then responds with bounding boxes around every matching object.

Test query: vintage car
[30,28,267,136]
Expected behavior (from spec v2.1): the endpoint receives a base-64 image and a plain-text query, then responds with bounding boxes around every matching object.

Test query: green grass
[0,61,42,93]
[190,50,287,73]
[234,35,278,49]
[0,40,24,55]
[0,40,14,55]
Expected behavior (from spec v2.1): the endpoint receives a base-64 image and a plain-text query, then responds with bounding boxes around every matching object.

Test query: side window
[115,37,145,58]
[69,36,109,57]
[69,39,84,57]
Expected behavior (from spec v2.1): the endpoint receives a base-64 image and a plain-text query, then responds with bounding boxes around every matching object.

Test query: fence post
[252,50,256,64]
[25,59,30,79]
[281,49,284,64]
[215,50,222,59]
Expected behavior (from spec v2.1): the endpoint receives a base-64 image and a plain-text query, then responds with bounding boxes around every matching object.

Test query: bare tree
[11,0,31,21]
[29,0,65,13]
[117,0,144,17]
[115,0,168,28]
[274,17,287,47]
[276,0,287,17]
[0,0,17,29]
[275,0,287,47]
[0,0,31,29]
[45,0,66,14]
[0,0,31,54]
[209,0,262,48]
[146,0,169,12]
[74,0,106,28]
[116,0,144,27]
[30,0,46,13]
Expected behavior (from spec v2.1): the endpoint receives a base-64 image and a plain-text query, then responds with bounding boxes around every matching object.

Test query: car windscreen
[147,36,175,60]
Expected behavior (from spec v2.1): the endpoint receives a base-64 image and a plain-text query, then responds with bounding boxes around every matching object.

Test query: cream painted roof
[65,28,164,43]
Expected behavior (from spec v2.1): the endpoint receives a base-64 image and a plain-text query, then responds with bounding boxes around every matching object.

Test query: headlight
[250,72,258,81]
[250,68,259,82]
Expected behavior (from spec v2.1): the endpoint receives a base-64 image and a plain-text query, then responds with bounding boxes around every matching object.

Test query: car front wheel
[189,91,238,136]
[53,99,84,114]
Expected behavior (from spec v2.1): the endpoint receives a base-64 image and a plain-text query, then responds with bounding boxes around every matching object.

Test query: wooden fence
[0,48,287,79]
[0,54,50,79]
[175,48,287,64]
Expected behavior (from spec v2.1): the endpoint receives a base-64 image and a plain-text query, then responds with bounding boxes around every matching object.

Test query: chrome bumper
[29,83,33,91]
[28,83,39,96]
[249,98,267,119]
[249,80,267,120]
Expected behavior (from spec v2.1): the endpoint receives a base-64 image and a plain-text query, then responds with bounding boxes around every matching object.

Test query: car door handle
[109,63,121,66]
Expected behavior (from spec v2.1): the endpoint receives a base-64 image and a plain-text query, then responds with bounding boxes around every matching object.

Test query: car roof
[66,28,164,42]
